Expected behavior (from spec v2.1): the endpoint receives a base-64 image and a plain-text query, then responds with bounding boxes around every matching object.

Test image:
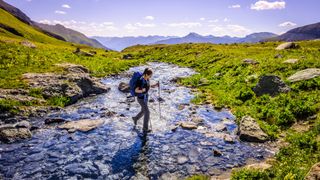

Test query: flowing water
[0,62,272,179]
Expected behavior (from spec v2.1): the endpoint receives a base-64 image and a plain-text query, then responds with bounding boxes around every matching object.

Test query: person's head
[142,68,153,80]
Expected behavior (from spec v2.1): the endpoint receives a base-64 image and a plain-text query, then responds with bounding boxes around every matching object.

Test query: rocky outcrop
[275,42,299,50]
[118,82,130,93]
[58,119,104,133]
[178,121,198,130]
[287,68,320,82]
[238,116,268,143]
[253,75,291,97]
[22,64,110,104]
[305,162,320,180]
[73,48,94,57]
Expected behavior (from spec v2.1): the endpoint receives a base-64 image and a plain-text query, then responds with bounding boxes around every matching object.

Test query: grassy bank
[123,41,320,179]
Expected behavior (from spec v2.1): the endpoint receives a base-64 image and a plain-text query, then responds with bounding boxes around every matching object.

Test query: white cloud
[208,24,252,37]
[208,19,219,23]
[223,18,229,22]
[55,10,66,14]
[124,23,139,31]
[166,22,202,28]
[279,21,297,27]
[200,17,206,21]
[228,4,241,8]
[251,1,285,10]
[144,16,154,20]
[62,4,71,9]
[135,23,156,28]
[38,19,118,36]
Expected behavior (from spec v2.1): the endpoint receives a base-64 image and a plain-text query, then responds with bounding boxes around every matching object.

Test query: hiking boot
[132,117,137,126]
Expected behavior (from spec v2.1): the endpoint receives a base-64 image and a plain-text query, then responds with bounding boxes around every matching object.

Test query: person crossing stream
[0,62,273,179]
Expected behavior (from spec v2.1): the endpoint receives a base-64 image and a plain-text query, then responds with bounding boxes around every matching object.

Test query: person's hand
[142,88,146,92]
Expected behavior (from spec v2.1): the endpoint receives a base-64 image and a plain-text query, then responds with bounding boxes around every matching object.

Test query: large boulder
[238,116,268,143]
[118,82,130,93]
[287,68,320,82]
[0,126,32,143]
[305,162,320,180]
[253,75,291,97]
[58,119,104,133]
[22,70,110,103]
[276,42,299,50]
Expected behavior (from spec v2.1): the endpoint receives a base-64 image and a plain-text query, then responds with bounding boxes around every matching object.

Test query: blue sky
[5,0,320,37]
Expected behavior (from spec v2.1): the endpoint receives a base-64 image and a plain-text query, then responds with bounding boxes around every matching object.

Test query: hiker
[131,68,159,134]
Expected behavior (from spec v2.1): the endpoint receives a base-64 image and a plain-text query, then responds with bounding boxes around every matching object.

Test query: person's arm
[135,87,146,94]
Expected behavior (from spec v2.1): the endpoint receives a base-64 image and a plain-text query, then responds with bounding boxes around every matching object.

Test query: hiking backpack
[129,71,143,97]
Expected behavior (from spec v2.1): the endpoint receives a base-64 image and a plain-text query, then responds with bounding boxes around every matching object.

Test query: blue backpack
[129,72,143,97]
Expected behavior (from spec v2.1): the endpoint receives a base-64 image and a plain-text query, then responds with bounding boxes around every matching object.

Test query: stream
[0,62,272,179]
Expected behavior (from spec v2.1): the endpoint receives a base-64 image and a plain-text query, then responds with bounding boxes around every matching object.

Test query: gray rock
[58,119,104,133]
[55,63,89,73]
[0,127,32,143]
[73,48,94,57]
[213,149,222,157]
[253,75,290,97]
[287,68,320,82]
[45,118,66,124]
[276,42,299,50]
[20,40,36,48]
[118,82,130,93]
[177,155,189,164]
[283,59,299,64]
[238,116,268,143]
[243,59,259,65]
[177,121,198,130]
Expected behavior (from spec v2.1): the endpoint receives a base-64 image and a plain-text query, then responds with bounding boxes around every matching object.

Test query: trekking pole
[158,81,161,121]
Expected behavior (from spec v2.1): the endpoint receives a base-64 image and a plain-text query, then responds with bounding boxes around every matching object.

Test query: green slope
[0,8,65,44]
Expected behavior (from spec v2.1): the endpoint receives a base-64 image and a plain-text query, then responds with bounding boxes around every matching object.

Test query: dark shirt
[136,77,150,99]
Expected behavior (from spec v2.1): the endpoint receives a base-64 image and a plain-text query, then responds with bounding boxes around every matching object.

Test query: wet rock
[253,75,290,97]
[215,124,227,132]
[224,135,235,144]
[243,59,259,65]
[20,40,36,48]
[213,149,222,157]
[177,155,189,164]
[14,120,31,129]
[177,104,185,110]
[191,116,204,125]
[159,172,179,180]
[283,59,299,64]
[131,172,149,180]
[45,118,66,124]
[118,82,130,93]
[238,116,268,143]
[177,122,198,130]
[58,119,104,133]
[55,63,89,74]
[276,42,299,50]
[305,162,320,180]
[287,68,320,82]
[0,127,32,143]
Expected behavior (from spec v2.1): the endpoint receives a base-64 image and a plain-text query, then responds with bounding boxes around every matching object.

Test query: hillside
[0,8,67,44]
[273,22,320,41]
[35,23,108,49]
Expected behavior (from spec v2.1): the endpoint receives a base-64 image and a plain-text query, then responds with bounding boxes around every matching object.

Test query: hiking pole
[158,81,161,121]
